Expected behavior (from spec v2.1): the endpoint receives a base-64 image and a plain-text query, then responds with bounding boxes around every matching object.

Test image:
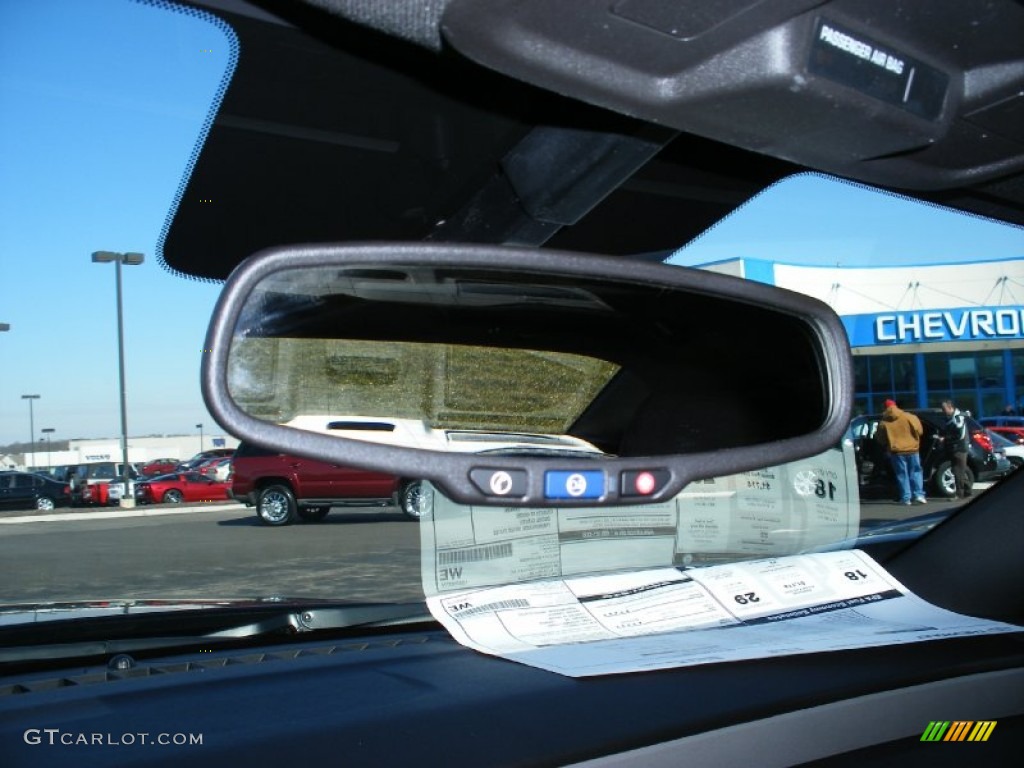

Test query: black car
[40,464,80,483]
[850,409,1009,498]
[0,471,72,512]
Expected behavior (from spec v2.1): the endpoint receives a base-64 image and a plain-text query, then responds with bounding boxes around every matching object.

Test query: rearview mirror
[202,244,852,507]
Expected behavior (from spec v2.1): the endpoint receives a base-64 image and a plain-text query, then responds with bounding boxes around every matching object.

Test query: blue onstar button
[544,470,604,500]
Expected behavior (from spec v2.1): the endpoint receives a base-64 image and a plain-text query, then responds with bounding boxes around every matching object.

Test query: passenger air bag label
[809,18,948,120]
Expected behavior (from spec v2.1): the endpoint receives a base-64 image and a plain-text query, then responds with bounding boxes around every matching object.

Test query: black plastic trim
[202,242,854,508]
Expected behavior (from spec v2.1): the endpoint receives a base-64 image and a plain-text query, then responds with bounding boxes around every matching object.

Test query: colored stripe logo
[920,721,997,742]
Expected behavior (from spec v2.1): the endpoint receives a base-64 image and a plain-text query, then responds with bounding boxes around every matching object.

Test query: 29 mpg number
[734,592,760,605]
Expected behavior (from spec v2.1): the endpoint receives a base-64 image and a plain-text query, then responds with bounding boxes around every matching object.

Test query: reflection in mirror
[230,338,620,436]
[226,262,832,458]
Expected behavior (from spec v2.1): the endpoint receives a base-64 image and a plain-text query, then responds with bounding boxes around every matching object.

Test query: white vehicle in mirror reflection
[285,414,606,455]
[242,416,608,524]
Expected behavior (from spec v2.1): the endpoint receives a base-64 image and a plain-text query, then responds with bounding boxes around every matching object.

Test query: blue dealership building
[684,255,1023,418]
[662,174,1024,419]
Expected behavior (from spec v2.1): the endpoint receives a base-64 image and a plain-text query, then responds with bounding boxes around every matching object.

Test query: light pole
[41,428,55,470]
[196,423,204,454]
[21,394,40,470]
[92,250,144,507]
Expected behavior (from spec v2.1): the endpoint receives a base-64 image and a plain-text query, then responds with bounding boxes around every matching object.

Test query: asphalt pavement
[0,500,241,523]
[0,484,994,605]
[0,502,423,604]
[857,481,993,522]
[2,481,992,525]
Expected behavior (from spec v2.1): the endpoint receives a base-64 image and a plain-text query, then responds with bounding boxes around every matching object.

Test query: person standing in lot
[875,398,927,505]
[939,399,973,498]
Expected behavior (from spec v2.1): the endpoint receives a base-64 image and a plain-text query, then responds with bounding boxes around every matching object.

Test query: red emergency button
[620,469,670,497]
[635,471,657,495]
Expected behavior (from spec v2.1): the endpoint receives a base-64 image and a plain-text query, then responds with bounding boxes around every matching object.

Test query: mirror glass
[225,262,831,458]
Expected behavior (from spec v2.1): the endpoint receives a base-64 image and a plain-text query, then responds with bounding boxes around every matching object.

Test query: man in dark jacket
[875,398,927,505]
[939,399,973,498]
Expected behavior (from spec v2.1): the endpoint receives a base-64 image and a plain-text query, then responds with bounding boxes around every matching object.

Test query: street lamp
[196,423,204,453]
[41,428,55,470]
[21,394,40,470]
[92,250,144,507]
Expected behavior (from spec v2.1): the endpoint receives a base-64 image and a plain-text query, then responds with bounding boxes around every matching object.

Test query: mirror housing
[202,243,853,507]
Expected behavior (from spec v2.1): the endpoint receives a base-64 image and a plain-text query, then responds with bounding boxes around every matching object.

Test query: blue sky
[0,0,232,445]
[1,0,1022,448]
[669,174,1024,270]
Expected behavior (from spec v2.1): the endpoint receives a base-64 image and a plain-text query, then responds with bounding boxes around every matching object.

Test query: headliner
[162,0,1024,282]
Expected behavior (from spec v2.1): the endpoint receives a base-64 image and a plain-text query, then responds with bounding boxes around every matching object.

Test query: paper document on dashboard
[420,446,860,597]
[423,549,1021,677]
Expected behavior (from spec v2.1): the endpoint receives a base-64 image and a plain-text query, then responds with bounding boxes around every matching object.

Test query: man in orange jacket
[875,398,927,505]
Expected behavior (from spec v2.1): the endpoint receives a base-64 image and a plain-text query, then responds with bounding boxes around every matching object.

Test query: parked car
[195,456,232,481]
[987,426,1024,444]
[988,429,1024,470]
[230,441,406,526]
[0,471,72,512]
[43,464,79,483]
[849,409,1009,498]
[240,419,606,525]
[68,462,139,506]
[978,417,1024,445]
[139,458,181,477]
[178,448,235,471]
[135,472,232,505]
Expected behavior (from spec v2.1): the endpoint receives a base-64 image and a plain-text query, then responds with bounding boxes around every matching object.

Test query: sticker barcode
[438,542,513,565]
[455,598,530,617]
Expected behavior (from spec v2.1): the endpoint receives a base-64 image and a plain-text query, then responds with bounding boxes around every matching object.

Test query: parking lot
[0,502,423,604]
[0,482,991,606]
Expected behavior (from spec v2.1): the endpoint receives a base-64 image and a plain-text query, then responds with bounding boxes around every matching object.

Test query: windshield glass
[0,0,1021,619]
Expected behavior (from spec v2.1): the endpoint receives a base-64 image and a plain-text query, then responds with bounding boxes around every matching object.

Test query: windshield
[0,0,1021,621]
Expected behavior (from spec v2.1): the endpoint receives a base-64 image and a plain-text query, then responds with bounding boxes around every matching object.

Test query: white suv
[283,414,603,455]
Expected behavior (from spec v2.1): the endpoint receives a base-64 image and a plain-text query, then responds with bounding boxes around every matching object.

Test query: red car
[134,472,231,505]
[978,417,1024,444]
[986,426,1024,445]
[230,441,406,526]
[139,458,181,477]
